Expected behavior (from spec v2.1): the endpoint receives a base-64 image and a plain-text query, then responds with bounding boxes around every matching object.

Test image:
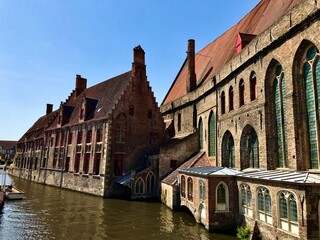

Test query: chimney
[75,74,87,97]
[186,39,197,93]
[131,45,146,81]
[46,104,53,115]
[133,45,145,65]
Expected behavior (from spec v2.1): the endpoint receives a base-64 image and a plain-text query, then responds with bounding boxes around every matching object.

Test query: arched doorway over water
[198,203,206,225]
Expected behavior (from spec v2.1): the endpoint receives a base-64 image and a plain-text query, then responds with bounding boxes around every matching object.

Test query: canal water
[0,172,236,240]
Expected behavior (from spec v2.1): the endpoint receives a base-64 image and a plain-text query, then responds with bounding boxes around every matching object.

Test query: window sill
[308,169,320,174]
[215,210,230,213]
[277,227,299,238]
[256,219,273,227]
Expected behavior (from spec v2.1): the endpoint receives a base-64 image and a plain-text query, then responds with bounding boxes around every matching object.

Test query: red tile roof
[162,0,300,105]
[18,110,58,142]
[48,71,132,129]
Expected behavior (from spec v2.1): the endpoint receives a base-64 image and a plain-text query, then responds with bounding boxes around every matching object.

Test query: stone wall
[159,132,199,179]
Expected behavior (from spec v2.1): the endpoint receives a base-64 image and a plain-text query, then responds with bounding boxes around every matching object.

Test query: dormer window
[235,32,256,54]
[79,96,98,122]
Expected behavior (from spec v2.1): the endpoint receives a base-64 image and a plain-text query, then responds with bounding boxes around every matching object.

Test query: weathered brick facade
[11,46,164,198]
[160,0,320,239]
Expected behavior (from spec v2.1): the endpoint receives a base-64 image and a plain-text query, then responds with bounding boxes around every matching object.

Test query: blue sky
[0,0,259,140]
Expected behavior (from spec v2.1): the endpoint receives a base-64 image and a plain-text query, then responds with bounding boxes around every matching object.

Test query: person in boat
[5,185,12,192]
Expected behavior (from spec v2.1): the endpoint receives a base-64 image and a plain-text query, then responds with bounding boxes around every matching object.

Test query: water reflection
[0,175,236,240]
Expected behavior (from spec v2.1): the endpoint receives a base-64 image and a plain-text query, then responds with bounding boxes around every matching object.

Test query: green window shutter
[249,131,259,168]
[209,113,216,156]
[229,138,235,168]
[199,118,203,149]
[279,195,288,219]
[274,79,284,167]
[281,75,289,167]
[265,194,272,214]
[258,191,264,211]
[289,196,298,222]
[274,65,288,168]
[305,62,318,169]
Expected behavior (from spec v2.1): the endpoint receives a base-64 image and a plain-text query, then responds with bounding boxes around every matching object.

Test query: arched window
[187,177,193,201]
[257,187,272,224]
[221,91,226,114]
[199,118,203,150]
[208,112,216,157]
[216,182,228,211]
[274,65,288,168]
[248,130,259,168]
[222,131,235,168]
[199,180,206,202]
[229,86,234,111]
[181,175,186,198]
[240,184,252,217]
[278,191,298,234]
[239,79,245,106]
[135,178,144,194]
[304,46,320,169]
[250,71,257,101]
[146,172,155,194]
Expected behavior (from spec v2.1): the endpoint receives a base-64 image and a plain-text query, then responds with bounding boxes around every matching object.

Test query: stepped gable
[18,110,58,142]
[162,0,300,104]
[51,71,132,128]
[162,151,211,185]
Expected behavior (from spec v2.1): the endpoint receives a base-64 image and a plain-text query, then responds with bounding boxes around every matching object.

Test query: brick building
[160,0,320,239]
[0,140,17,164]
[11,45,164,198]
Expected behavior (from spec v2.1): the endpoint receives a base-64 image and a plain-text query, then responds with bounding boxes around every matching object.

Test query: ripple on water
[0,177,236,240]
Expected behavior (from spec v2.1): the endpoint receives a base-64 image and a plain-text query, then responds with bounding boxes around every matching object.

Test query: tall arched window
[240,184,252,217]
[187,177,193,201]
[250,71,257,101]
[146,172,155,194]
[135,178,144,194]
[199,180,206,202]
[222,131,235,168]
[274,65,288,168]
[257,187,272,224]
[239,79,245,106]
[229,86,234,111]
[199,118,203,150]
[221,91,226,114]
[278,191,298,234]
[304,46,320,169]
[216,182,228,211]
[181,175,186,198]
[208,112,216,157]
[248,130,259,168]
